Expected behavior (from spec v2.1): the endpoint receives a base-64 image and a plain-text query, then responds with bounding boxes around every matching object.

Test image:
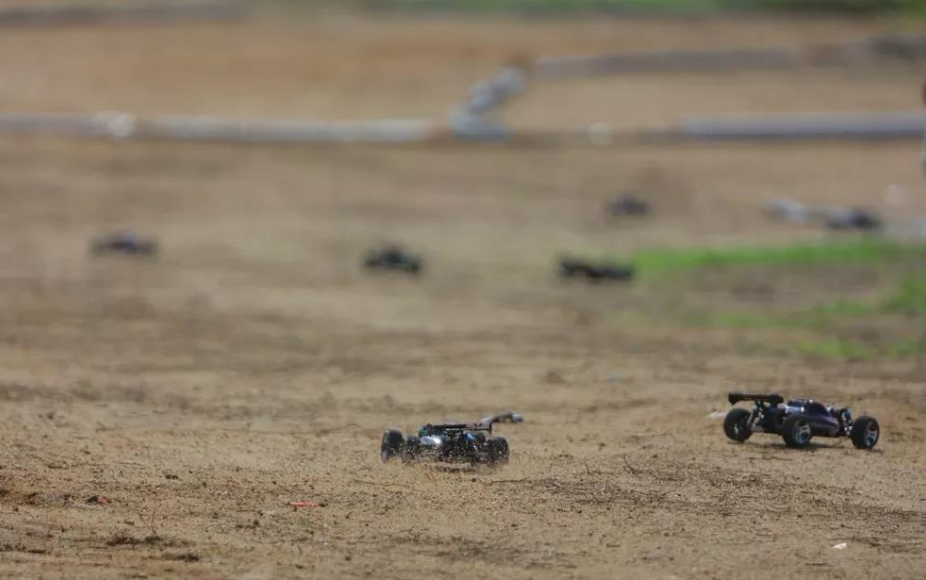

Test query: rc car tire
[403,436,421,463]
[850,416,880,450]
[781,415,813,449]
[380,429,405,462]
[486,437,509,465]
[723,408,753,442]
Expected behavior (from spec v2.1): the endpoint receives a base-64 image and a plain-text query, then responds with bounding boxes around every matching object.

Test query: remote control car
[363,245,423,275]
[723,392,879,450]
[605,192,650,217]
[381,419,510,465]
[90,232,158,257]
[559,258,634,283]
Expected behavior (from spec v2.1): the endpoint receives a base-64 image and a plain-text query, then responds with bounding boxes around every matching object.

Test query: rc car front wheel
[850,416,879,450]
[723,408,753,443]
[486,437,509,465]
[381,429,405,462]
[781,415,813,449]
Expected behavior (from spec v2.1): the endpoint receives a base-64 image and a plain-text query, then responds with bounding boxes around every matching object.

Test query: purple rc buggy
[724,392,879,450]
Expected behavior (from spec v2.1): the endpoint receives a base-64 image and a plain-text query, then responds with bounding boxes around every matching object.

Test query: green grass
[629,238,926,277]
[795,338,926,359]
[795,338,878,360]
[886,338,926,357]
[691,284,926,360]
[885,273,926,317]
[692,300,878,330]
[624,238,926,360]
[295,0,722,13]
[295,0,926,13]
[737,0,926,14]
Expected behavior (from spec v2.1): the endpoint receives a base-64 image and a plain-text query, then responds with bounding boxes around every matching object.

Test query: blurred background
[1,0,924,347]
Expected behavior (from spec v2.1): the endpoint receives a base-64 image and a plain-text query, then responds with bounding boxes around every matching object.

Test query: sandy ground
[0,9,925,580]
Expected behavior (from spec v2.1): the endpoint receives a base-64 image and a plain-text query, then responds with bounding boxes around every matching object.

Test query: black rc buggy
[363,245,423,275]
[381,413,516,465]
[90,232,158,257]
[724,392,880,450]
[559,257,634,283]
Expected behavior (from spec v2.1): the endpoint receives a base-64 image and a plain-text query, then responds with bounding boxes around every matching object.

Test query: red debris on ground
[289,501,319,511]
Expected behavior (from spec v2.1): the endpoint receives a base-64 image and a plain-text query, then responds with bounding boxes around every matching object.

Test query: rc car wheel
[403,436,421,463]
[486,437,509,465]
[850,416,879,450]
[781,415,813,449]
[380,429,405,462]
[723,408,753,442]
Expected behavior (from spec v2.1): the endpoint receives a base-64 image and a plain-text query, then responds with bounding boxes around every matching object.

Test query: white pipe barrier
[0,112,439,144]
[534,34,926,80]
[0,111,922,146]
[0,1,248,27]
[669,111,926,141]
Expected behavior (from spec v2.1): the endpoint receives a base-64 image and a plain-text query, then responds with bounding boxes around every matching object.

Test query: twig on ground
[622,454,638,476]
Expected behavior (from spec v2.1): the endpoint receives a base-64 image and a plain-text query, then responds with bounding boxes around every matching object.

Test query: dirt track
[0,9,925,580]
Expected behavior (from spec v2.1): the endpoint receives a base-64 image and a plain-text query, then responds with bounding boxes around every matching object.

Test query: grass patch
[795,338,877,360]
[885,273,926,317]
[795,338,926,359]
[693,300,878,330]
[630,238,926,277]
[886,338,926,357]
[635,239,926,360]
[691,289,926,360]
[295,0,926,14]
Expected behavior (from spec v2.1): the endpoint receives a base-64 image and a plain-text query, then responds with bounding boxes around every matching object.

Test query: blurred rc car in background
[559,257,634,283]
[363,244,423,275]
[605,192,650,217]
[90,232,158,257]
[724,392,879,449]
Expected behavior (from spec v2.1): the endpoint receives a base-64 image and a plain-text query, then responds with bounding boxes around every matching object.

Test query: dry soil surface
[0,9,925,580]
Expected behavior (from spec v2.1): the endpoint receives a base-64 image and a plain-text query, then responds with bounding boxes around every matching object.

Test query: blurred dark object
[606,193,650,217]
[90,232,158,257]
[865,34,926,62]
[363,245,423,275]
[559,258,634,283]
[766,198,881,232]
[823,208,882,231]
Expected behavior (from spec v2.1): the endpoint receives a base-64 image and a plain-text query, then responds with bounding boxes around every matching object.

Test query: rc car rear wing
[728,392,784,406]
[428,422,494,433]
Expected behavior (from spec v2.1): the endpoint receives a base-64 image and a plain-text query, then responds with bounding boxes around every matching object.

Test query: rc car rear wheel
[723,408,753,442]
[781,415,813,449]
[380,429,405,462]
[403,436,422,463]
[486,437,509,465]
[850,416,879,450]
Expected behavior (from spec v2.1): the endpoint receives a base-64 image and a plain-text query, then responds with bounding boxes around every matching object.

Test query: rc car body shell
[381,420,509,465]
